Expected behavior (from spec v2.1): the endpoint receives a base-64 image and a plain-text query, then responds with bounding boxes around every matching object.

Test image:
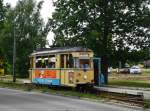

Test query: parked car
[130,66,142,74]
[108,67,113,73]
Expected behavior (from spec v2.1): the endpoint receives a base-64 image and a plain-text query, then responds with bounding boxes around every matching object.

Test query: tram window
[44,57,49,68]
[61,54,74,68]
[74,58,79,68]
[60,55,64,68]
[41,56,48,68]
[67,54,74,68]
[48,56,56,68]
[69,54,74,68]
[36,57,42,68]
[79,59,90,68]
[36,56,49,68]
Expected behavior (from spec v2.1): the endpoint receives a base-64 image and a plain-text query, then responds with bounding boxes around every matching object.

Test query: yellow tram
[29,47,94,87]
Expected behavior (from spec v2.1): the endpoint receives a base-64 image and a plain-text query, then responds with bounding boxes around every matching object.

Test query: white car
[108,67,113,73]
[130,66,141,74]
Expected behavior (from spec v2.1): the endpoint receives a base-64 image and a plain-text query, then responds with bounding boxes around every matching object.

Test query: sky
[3,0,55,45]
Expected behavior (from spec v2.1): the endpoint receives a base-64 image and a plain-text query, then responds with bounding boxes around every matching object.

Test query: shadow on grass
[144,99,150,109]
[0,81,102,100]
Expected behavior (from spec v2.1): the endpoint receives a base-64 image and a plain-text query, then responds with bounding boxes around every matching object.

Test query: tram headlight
[83,75,87,80]
[69,77,73,81]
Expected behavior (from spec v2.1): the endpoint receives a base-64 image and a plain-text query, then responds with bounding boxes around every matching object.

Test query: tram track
[98,91,144,106]
[77,85,144,107]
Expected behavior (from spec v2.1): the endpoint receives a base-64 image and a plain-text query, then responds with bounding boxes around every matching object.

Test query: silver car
[130,66,142,74]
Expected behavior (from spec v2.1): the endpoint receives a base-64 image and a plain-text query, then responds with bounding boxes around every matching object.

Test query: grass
[108,71,150,88]
[109,80,150,88]
[144,99,150,109]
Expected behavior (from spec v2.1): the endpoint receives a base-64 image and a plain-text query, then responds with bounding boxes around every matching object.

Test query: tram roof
[30,47,93,56]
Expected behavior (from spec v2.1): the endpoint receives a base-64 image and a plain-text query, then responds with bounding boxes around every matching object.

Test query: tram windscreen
[74,58,91,68]
[79,59,90,68]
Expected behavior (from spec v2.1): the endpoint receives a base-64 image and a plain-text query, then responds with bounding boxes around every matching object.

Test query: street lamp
[12,17,17,83]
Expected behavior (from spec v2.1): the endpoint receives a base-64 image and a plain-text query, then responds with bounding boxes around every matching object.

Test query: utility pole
[13,20,16,82]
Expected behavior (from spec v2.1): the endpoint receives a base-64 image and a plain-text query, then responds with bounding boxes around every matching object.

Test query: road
[0,88,140,111]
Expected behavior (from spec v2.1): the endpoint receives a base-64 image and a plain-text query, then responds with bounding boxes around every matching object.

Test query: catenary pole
[13,19,16,83]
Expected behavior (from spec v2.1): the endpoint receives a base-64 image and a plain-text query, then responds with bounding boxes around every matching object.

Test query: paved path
[95,86,150,99]
[0,88,140,111]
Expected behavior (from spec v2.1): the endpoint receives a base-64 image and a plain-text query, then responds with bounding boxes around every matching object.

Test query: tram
[29,47,97,87]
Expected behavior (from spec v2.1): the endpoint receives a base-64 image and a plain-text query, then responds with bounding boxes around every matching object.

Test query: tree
[0,0,5,29]
[0,0,48,77]
[0,0,5,62]
[48,0,150,84]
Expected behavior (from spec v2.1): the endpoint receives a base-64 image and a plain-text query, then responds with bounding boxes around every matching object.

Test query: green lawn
[144,99,150,109]
[108,71,150,88]
[109,80,150,88]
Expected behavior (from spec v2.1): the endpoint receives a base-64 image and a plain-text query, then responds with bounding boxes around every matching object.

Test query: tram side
[29,48,95,87]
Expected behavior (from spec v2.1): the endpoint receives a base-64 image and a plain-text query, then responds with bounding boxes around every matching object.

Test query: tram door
[60,54,74,86]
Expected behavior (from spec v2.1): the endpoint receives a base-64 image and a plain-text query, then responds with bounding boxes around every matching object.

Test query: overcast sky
[3,0,55,45]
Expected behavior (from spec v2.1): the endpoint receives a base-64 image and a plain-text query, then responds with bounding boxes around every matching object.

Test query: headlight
[84,75,87,79]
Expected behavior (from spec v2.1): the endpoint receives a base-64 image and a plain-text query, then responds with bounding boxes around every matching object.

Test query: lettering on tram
[29,47,95,87]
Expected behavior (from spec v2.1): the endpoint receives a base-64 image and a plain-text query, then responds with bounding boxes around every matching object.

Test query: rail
[93,86,144,106]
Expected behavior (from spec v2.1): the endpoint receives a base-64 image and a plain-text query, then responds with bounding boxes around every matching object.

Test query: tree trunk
[101,55,108,84]
[101,0,109,85]
[101,27,109,85]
